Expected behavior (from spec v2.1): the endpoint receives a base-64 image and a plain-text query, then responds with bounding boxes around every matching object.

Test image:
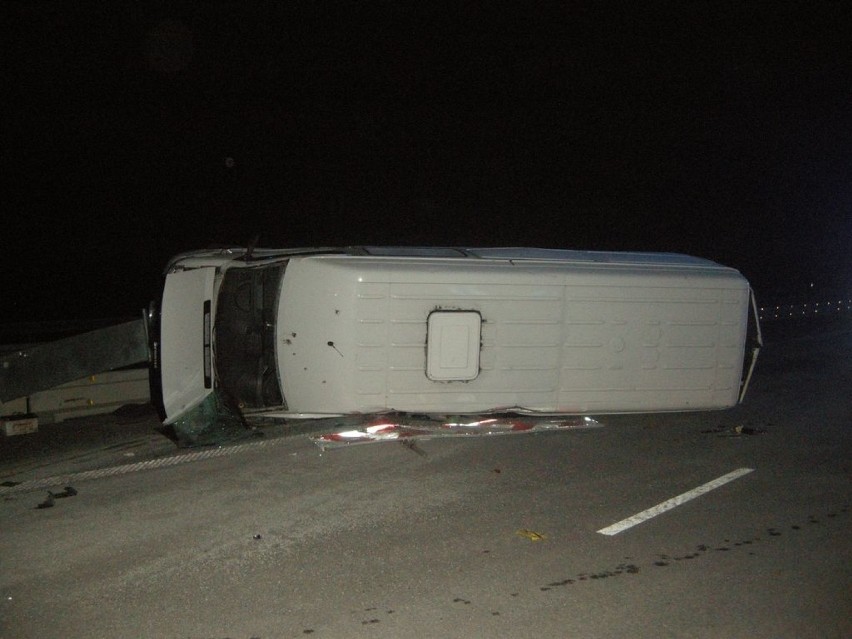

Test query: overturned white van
[147,247,761,435]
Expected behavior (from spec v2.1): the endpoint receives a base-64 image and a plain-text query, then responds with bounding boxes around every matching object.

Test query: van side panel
[276,257,750,415]
[276,259,367,413]
[381,278,565,412]
[556,281,749,412]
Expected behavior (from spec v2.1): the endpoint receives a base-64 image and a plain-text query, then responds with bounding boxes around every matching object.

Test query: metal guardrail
[0,320,148,403]
[1,368,151,424]
[0,317,139,345]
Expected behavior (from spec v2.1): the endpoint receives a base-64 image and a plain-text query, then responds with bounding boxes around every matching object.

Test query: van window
[214,264,286,410]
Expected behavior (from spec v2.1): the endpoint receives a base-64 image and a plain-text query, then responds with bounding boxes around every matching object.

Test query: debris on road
[399,439,428,458]
[162,390,258,447]
[516,529,546,542]
[701,424,768,437]
[311,414,602,451]
[34,486,77,510]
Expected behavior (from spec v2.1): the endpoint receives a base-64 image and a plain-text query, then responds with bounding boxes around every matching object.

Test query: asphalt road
[1,320,850,638]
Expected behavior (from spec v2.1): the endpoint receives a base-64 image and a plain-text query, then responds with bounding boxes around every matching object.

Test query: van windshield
[214,263,286,410]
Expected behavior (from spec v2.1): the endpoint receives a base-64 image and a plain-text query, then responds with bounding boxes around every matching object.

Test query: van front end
[149,253,293,445]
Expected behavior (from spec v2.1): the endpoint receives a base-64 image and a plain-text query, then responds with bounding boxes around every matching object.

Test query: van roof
[166,246,729,272]
[357,246,725,268]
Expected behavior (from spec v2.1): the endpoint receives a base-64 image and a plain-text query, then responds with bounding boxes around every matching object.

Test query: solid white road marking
[0,437,292,495]
[597,467,755,536]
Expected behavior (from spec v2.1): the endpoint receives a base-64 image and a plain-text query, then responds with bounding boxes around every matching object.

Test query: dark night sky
[2,2,852,325]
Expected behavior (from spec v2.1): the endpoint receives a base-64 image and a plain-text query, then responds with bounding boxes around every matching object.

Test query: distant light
[144,19,194,74]
[224,157,235,168]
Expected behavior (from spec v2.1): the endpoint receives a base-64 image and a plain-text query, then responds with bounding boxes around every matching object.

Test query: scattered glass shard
[164,390,258,447]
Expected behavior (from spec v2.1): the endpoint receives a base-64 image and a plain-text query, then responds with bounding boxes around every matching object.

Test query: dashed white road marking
[597,467,755,536]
